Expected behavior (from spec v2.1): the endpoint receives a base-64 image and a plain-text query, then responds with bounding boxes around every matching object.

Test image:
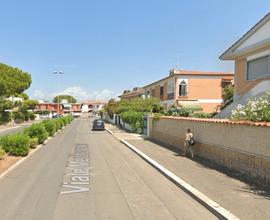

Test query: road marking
[60,144,91,195]
[120,139,239,220]
[0,126,20,133]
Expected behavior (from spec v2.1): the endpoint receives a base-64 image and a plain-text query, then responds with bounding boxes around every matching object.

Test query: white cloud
[87,89,116,100]
[32,90,45,99]
[31,86,117,101]
[55,86,89,99]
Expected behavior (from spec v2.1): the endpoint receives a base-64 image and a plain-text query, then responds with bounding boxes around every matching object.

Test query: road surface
[0,122,37,137]
[0,119,217,220]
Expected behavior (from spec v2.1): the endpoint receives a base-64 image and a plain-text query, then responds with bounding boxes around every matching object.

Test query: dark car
[92,119,105,131]
[52,114,63,118]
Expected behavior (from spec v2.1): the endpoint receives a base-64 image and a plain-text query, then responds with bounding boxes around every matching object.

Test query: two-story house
[119,87,145,100]
[218,12,270,118]
[143,69,234,113]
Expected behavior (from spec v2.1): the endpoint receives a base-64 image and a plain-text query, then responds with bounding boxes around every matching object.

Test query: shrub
[29,111,36,120]
[120,111,145,133]
[153,113,163,121]
[0,98,13,124]
[30,137,39,148]
[65,115,73,124]
[192,112,212,118]
[43,120,56,136]
[0,134,30,156]
[13,111,25,123]
[24,123,48,144]
[57,119,64,129]
[53,119,61,131]
[231,93,270,122]
[60,117,68,126]
[0,147,6,159]
[165,107,192,117]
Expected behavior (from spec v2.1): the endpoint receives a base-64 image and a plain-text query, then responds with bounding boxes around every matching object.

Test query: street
[0,122,37,137]
[0,119,216,220]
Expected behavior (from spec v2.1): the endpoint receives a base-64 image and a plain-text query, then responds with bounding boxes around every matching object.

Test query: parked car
[52,114,63,118]
[40,114,49,119]
[72,112,81,117]
[92,119,105,131]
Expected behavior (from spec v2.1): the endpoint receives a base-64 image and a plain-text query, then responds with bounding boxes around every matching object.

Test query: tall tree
[0,63,32,97]
[53,95,77,103]
[0,98,13,124]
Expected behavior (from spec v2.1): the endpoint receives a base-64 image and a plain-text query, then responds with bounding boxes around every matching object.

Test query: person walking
[184,128,195,158]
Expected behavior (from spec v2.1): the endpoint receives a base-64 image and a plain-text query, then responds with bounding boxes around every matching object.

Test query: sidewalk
[106,123,270,220]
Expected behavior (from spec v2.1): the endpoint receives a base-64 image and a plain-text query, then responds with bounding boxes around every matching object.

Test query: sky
[0,0,270,101]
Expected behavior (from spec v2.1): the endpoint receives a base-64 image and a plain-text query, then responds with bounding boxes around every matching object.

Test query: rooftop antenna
[175,56,180,69]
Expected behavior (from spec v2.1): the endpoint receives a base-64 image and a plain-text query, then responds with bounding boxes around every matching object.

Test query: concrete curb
[120,139,239,220]
[105,128,113,135]
[105,127,239,220]
[0,126,66,180]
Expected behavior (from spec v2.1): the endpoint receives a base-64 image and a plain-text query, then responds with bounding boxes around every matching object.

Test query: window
[247,55,269,80]
[179,80,188,96]
[151,89,155,97]
[167,79,175,98]
[160,86,164,96]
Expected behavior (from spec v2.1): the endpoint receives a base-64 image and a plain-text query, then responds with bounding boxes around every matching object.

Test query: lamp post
[52,71,64,115]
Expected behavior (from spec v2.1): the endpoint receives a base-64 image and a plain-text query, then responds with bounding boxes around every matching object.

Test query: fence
[148,116,270,184]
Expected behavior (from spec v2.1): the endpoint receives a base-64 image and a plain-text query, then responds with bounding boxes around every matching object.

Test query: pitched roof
[174,70,233,76]
[80,100,107,105]
[220,12,270,60]
[143,69,234,88]
[152,116,270,127]
[119,88,144,98]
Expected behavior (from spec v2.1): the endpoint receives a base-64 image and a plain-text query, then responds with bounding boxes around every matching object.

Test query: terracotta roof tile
[175,70,234,76]
[152,116,270,127]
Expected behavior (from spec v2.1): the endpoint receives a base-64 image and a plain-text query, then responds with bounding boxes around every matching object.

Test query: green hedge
[191,112,212,118]
[0,134,30,156]
[0,147,6,158]
[120,111,144,133]
[0,115,74,157]
[30,137,39,149]
[43,120,56,136]
[24,123,48,144]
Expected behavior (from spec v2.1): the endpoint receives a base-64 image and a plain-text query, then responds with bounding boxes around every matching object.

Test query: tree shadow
[147,138,270,198]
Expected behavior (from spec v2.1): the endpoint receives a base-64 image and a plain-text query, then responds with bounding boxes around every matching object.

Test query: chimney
[169,68,176,76]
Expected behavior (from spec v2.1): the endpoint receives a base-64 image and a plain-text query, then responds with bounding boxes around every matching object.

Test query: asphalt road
[0,119,217,220]
[0,123,36,137]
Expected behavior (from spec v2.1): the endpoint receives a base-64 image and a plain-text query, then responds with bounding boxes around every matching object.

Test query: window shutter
[247,56,269,80]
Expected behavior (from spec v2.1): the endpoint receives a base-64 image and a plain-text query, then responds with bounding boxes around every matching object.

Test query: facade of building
[220,12,270,100]
[80,100,107,113]
[36,102,82,115]
[217,12,270,118]
[119,87,145,100]
[143,69,234,113]
[36,100,107,115]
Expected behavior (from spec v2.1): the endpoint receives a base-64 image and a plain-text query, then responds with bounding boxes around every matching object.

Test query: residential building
[143,69,234,113]
[36,101,82,115]
[218,12,270,118]
[80,100,107,113]
[119,87,145,100]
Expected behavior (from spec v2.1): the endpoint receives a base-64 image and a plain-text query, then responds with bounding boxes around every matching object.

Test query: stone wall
[149,116,270,184]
